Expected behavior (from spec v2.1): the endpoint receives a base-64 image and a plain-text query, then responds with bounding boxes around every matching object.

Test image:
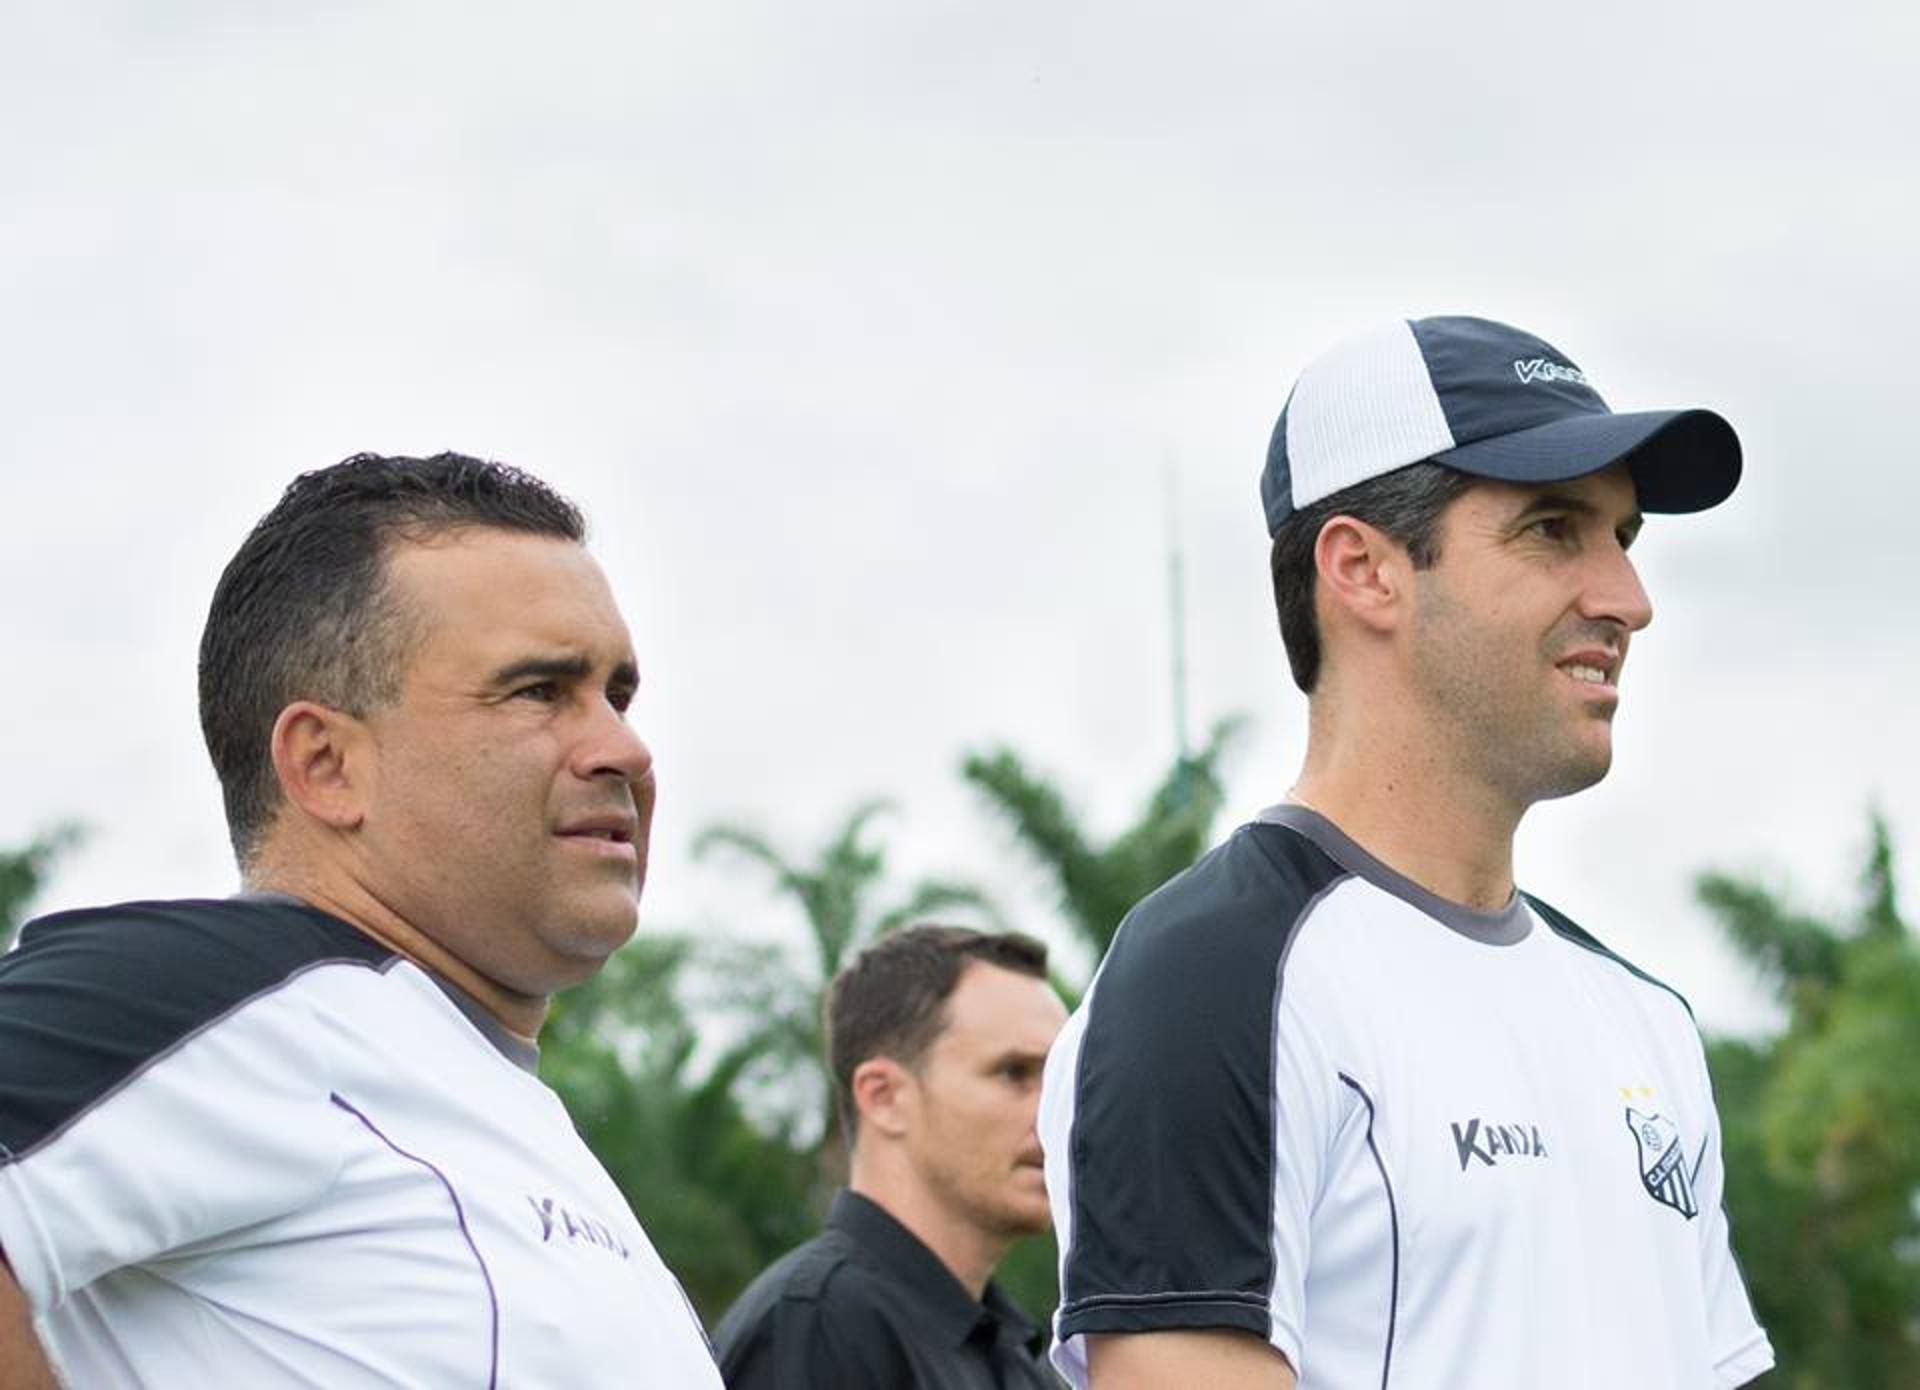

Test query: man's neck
[848,1169,1006,1302]
[245,856,549,1040]
[1291,714,1523,911]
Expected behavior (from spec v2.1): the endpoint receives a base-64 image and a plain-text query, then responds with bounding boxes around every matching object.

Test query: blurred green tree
[691,798,999,1191]
[1702,811,1920,1387]
[961,715,1244,964]
[0,825,83,949]
[540,933,816,1324]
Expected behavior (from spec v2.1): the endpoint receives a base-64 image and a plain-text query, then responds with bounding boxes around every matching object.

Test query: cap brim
[1430,408,1741,514]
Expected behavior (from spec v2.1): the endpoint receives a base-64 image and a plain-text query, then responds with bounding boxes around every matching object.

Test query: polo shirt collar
[828,1189,1041,1355]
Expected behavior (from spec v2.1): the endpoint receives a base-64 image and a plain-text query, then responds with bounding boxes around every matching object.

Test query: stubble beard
[1411,592,1616,813]
[922,1148,1050,1245]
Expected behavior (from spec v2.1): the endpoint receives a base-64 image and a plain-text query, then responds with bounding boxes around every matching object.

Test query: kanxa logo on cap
[1625,1108,1699,1220]
[1512,357,1590,387]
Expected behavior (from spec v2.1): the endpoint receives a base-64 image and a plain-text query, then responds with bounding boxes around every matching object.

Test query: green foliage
[962,715,1243,961]
[992,1225,1061,1332]
[1701,811,1920,1387]
[540,935,816,1323]
[689,797,1083,1323]
[0,824,83,949]
[690,799,999,1170]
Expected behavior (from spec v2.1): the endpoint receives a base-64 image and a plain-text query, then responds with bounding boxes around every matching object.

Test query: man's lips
[1556,646,1623,694]
[554,812,641,859]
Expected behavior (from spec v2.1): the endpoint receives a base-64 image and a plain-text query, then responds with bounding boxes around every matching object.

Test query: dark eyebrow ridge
[488,653,592,687]
[1512,491,1644,536]
[987,1046,1051,1067]
[1513,491,1597,519]
[488,654,641,692]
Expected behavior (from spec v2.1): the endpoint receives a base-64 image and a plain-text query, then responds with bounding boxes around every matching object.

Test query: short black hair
[1270,462,1476,692]
[826,924,1049,1143]
[198,451,586,867]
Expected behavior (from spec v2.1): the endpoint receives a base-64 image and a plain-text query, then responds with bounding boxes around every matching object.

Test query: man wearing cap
[1038,318,1774,1389]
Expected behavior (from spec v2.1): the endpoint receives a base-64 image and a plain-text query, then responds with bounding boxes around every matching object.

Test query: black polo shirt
[713,1190,1058,1390]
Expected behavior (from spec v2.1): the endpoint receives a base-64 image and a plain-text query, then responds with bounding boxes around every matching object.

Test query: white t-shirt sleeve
[0,989,345,1313]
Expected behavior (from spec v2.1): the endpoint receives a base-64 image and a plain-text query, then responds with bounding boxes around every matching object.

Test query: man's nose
[575,701,654,785]
[1583,542,1654,634]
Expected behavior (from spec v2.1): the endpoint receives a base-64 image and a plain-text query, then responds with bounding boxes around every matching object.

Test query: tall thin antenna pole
[1164,455,1191,764]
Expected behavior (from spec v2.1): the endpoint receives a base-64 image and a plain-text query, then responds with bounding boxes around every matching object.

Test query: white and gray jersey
[1040,806,1772,1390]
[0,895,722,1389]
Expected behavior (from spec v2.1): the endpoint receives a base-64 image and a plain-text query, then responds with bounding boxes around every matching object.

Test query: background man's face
[352,527,655,997]
[1404,464,1653,808]
[903,961,1069,1241]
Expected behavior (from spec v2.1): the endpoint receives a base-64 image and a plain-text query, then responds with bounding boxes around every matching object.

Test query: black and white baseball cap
[1261,316,1742,536]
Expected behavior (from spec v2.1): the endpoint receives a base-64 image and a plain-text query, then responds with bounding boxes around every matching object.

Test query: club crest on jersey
[1625,1108,1698,1220]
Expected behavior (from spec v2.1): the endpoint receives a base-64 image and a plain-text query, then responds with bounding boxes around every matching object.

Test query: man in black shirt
[714,925,1066,1389]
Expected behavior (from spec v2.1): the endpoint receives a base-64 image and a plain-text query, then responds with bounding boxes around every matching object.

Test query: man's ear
[850,1056,916,1141]
[268,701,371,833]
[1314,515,1410,637]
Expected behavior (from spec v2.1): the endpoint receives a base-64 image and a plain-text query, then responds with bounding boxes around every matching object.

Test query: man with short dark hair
[1041,318,1774,1388]
[0,453,721,1386]
[714,924,1066,1389]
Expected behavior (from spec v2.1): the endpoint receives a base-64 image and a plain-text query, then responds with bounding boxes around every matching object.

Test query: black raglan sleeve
[1045,825,1346,1367]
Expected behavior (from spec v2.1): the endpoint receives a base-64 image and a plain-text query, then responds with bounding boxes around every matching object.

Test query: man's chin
[995,1186,1055,1237]
[536,910,641,991]
[1526,735,1614,804]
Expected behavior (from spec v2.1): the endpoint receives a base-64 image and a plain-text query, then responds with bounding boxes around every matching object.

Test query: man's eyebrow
[985,1046,1051,1068]
[486,653,593,687]
[1512,491,1599,520]
[1512,492,1645,535]
[487,653,642,700]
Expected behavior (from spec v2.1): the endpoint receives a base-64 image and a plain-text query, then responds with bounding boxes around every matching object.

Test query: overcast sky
[4,1,1914,1034]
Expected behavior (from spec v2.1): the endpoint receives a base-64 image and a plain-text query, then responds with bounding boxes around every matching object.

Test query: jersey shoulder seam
[1523,891,1696,1020]
[0,951,397,1169]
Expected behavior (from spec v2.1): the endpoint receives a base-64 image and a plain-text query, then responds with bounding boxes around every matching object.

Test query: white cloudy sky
[3,1,1914,1035]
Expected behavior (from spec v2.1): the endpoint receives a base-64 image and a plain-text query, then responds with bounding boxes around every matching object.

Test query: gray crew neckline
[1254,804,1533,946]
[233,890,542,1072]
[424,971,542,1074]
